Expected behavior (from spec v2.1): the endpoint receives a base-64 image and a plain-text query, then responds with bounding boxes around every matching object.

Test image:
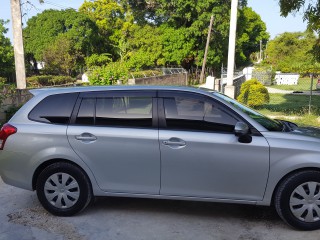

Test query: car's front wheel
[36,162,92,216]
[275,170,320,230]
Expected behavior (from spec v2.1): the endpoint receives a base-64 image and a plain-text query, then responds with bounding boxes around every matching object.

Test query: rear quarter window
[28,93,78,124]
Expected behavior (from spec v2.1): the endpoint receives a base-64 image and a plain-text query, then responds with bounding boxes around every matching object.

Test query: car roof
[29,85,215,97]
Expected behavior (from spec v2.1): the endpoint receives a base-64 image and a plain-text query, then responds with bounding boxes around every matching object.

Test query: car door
[158,91,270,201]
[67,90,160,194]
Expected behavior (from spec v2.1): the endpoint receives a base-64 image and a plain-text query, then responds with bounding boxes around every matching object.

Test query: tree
[279,0,320,32]
[279,1,320,62]
[24,9,102,74]
[79,0,132,58]
[145,0,267,70]
[0,20,14,80]
[79,0,269,72]
[42,36,78,76]
[265,31,317,73]
[126,25,163,69]
[237,7,269,65]
[160,25,195,67]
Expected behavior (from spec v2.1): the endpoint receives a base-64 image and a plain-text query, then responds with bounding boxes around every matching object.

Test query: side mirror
[234,122,249,136]
[234,122,252,143]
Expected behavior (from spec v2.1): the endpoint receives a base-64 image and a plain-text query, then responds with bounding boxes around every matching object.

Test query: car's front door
[67,90,160,194]
[158,91,270,201]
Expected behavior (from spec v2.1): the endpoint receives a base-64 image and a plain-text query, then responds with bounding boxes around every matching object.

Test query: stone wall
[0,87,33,123]
[129,73,188,86]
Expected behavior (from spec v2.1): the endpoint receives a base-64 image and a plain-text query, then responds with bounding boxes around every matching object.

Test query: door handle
[162,138,186,149]
[163,140,186,146]
[75,133,97,142]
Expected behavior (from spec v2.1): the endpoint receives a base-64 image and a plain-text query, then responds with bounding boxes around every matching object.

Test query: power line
[42,0,76,10]
[21,0,41,26]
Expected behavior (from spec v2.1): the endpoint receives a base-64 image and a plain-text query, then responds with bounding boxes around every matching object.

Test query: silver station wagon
[1,86,320,230]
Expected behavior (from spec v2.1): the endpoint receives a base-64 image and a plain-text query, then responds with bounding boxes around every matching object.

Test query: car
[1,85,320,230]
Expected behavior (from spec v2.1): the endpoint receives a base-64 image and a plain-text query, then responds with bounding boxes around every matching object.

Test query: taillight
[0,124,17,150]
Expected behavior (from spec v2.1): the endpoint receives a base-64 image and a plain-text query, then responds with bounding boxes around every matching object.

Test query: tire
[275,170,320,230]
[36,162,92,216]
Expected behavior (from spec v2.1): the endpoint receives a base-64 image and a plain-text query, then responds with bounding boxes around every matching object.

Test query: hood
[292,126,320,138]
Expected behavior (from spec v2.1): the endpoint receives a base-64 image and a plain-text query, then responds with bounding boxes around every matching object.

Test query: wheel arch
[271,167,320,206]
[32,158,92,191]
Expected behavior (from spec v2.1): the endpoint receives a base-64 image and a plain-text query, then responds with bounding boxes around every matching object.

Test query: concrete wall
[221,74,246,99]
[233,75,246,98]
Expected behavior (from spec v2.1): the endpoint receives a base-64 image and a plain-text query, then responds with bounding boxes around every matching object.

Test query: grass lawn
[258,93,320,127]
[270,77,319,91]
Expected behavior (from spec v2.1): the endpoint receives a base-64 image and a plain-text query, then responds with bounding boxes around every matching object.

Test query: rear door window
[29,93,78,124]
[95,97,152,127]
[74,91,154,128]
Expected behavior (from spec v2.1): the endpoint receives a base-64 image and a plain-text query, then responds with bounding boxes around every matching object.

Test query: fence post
[308,73,314,115]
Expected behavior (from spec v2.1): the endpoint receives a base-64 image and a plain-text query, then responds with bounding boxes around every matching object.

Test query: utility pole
[200,15,214,84]
[225,0,238,99]
[259,40,262,62]
[11,0,26,89]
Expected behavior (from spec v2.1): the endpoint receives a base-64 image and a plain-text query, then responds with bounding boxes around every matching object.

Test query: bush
[5,105,21,122]
[237,79,270,108]
[89,62,129,85]
[50,76,75,85]
[27,75,75,87]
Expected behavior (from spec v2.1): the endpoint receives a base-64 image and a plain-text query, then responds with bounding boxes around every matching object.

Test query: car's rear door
[67,90,160,194]
[158,91,270,201]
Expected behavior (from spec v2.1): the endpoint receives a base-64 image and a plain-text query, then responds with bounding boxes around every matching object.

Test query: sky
[0,0,308,42]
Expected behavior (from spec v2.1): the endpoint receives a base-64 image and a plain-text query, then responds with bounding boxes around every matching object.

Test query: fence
[263,74,320,119]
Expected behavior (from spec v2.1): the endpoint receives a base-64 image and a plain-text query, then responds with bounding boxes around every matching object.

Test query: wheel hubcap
[44,173,80,209]
[290,181,320,222]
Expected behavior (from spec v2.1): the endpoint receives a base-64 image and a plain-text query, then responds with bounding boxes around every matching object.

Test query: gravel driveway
[1,178,320,240]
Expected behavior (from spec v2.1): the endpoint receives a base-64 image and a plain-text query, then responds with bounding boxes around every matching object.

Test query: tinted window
[164,96,238,132]
[95,97,152,127]
[75,98,95,125]
[29,93,78,124]
[74,96,153,127]
[212,92,283,132]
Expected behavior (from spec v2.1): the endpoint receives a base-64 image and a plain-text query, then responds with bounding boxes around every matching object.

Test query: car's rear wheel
[275,170,320,230]
[36,162,92,216]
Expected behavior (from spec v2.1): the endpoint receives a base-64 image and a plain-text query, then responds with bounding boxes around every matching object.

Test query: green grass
[270,77,319,91]
[257,93,320,127]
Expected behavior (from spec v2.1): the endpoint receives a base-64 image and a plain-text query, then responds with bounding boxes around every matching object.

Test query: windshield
[211,91,283,132]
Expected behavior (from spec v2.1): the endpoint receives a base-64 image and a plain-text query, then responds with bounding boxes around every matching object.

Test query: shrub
[5,105,21,122]
[237,79,270,108]
[27,75,75,87]
[89,62,129,85]
[85,53,112,68]
[50,76,75,85]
